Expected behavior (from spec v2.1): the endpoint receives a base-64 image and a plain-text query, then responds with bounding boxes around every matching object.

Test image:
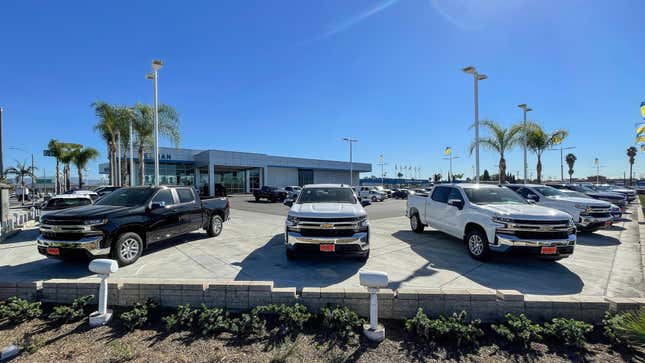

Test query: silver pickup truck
[283,184,371,260]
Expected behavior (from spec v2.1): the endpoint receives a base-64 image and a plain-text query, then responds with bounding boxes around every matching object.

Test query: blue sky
[1,0,643,181]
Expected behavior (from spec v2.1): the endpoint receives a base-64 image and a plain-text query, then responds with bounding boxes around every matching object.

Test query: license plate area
[319,244,335,252]
[46,247,60,256]
[541,246,557,255]
[605,221,613,227]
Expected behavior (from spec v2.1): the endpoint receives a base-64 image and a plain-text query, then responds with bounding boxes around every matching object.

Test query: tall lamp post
[377,155,388,187]
[342,138,358,186]
[146,59,163,187]
[462,66,487,184]
[129,115,134,186]
[517,104,532,184]
[115,131,122,187]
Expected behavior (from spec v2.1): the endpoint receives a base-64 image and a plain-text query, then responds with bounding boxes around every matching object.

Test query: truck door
[147,189,182,243]
[175,188,203,233]
[426,186,450,230]
[443,187,466,237]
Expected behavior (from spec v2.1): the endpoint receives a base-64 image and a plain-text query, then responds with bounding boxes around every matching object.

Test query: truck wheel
[111,232,143,266]
[410,214,424,233]
[371,196,377,202]
[207,215,223,237]
[465,228,491,261]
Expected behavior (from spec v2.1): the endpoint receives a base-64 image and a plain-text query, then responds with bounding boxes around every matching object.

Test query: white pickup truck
[506,184,613,232]
[406,184,576,261]
[284,184,371,260]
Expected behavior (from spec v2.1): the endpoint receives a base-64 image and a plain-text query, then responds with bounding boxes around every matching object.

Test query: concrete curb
[636,197,645,283]
[1,279,644,323]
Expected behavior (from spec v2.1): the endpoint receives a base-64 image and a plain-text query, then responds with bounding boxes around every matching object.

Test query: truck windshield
[534,186,566,197]
[43,198,91,210]
[95,188,156,207]
[297,188,356,204]
[464,187,527,205]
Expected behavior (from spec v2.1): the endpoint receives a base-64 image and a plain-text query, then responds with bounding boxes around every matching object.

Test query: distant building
[100,147,371,195]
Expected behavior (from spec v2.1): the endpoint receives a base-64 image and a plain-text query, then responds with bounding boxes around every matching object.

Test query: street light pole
[342,138,358,185]
[518,104,532,184]
[116,131,122,187]
[129,117,134,186]
[147,60,163,187]
[377,155,388,187]
[462,66,487,184]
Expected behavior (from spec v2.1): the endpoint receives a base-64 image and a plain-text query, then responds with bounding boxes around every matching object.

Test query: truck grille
[298,217,359,222]
[41,232,86,241]
[41,218,85,226]
[496,219,573,240]
[298,229,356,237]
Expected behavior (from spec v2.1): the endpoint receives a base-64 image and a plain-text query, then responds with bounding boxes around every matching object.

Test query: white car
[406,184,576,261]
[506,184,613,232]
[284,184,370,260]
[66,189,100,202]
[39,194,93,217]
[353,186,385,202]
[283,185,302,199]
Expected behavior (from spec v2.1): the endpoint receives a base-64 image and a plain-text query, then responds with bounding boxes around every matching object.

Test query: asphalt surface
[1,197,643,297]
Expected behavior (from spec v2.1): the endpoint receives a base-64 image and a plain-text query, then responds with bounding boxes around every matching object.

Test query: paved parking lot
[1,197,643,297]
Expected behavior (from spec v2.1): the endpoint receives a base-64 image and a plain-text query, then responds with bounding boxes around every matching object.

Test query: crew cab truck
[506,184,613,232]
[406,184,576,261]
[37,186,230,266]
[253,186,288,202]
[284,184,370,260]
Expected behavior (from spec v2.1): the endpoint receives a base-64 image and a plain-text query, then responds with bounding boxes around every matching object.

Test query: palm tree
[92,101,129,185]
[627,146,637,186]
[59,146,78,191]
[525,122,569,183]
[469,120,522,184]
[46,139,72,194]
[131,103,180,185]
[565,153,577,183]
[72,147,100,189]
[5,160,37,205]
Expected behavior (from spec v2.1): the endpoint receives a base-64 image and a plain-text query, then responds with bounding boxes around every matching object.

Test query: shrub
[198,305,229,336]
[49,295,94,323]
[603,308,645,347]
[491,313,543,348]
[229,313,266,338]
[0,297,42,324]
[162,304,197,332]
[120,299,158,331]
[544,317,593,347]
[253,304,312,334]
[405,309,483,347]
[321,306,365,343]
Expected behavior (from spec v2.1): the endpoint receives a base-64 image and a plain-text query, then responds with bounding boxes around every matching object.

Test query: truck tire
[111,232,143,266]
[465,228,491,261]
[207,215,224,237]
[410,213,424,233]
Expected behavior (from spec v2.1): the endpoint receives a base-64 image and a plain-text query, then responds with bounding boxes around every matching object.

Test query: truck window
[431,186,450,203]
[152,189,175,206]
[177,188,195,203]
[447,188,464,203]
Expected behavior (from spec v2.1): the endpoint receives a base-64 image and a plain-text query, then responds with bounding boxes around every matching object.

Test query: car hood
[477,203,571,220]
[290,203,366,218]
[586,191,624,199]
[548,196,610,208]
[43,204,134,219]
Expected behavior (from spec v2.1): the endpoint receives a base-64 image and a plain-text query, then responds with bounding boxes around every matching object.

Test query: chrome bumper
[578,215,613,227]
[37,235,110,256]
[286,231,369,251]
[495,233,576,248]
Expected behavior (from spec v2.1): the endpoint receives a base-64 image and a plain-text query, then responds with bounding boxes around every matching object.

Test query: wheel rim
[120,238,140,261]
[411,216,418,230]
[469,234,484,256]
[212,217,222,235]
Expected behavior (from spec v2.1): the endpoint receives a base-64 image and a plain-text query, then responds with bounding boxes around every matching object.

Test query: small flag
[641,101,645,119]
[444,147,452,155]
[641,144,645,152]
[637,136,645,143]
[637,123,645,135]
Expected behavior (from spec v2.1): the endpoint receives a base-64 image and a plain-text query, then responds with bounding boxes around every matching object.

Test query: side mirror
[361,200,371,207]
[527,193,539,202]
[150,202,164,210]
[283,199,294,207]
[527,199,536,204]
[447,199,464,209]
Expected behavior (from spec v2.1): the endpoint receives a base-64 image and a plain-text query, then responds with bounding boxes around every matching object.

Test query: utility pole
[548,145,576,182]
[342,138,358,185]
[116,131,122,187]
[129,117,134,186]
[377,155,388,187]
[518,104,532,184]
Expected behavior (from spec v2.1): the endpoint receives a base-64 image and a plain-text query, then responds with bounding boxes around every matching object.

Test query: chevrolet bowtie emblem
[321,223,333,229]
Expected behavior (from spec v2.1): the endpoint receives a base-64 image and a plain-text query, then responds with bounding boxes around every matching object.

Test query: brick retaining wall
[1,279,643,323]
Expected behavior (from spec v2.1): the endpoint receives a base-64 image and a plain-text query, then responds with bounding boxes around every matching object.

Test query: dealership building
[100,147,371,195]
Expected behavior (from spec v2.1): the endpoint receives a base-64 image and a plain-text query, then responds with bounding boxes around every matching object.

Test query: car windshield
[575,185,595,193]
[297,187,356,204]
[464,187,527,205]
[95,188,156,207]
[43,198,91,209]
[534,186,565,197]
[563,190,590,199]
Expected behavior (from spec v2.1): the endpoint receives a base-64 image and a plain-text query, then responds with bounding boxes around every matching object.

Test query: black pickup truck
[253,186,288,202]
[37,186,229,266]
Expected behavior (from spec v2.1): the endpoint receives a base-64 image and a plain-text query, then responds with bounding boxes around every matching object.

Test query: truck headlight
[286,215,299,227]
[356,216,369,231]
[492,216,513,225]
[84,218,108,226]
[574,204,586,210]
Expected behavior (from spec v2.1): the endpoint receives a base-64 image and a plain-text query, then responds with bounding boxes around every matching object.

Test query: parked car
[94,186,121,197]
[506,184,612,232]
[406,184,576,261]
[549,184,627,208]
[283,184,370,260]
[592,184,636,202]
[39,194,93,217]
[392,189,410,199]
[284,185,302,199]
[37,186,230,266]
[635,180,645,194]
[373,186,392,198]
[253,186,288,202]
[69,190,100,202]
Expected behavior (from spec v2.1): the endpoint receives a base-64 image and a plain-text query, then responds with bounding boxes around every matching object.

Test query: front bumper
[285,231,369,255]
[37,235,110,258]
[491,233,576,258]
[578,215,613,230]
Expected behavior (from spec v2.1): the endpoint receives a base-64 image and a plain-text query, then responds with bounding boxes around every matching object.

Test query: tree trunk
[20,174,25,205]
[499,156,506,184]
[630,163,633,186]
[121,156,127,186]
[65,164,71,191]
[536,154,543,184]
[78,167,83,189]
[569,170,573,183]
[139,144,145,186]
[55,159,60,194]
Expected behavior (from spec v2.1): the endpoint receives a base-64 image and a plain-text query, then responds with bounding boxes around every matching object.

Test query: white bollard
[88,259,119,327]
[359,270,388,342]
